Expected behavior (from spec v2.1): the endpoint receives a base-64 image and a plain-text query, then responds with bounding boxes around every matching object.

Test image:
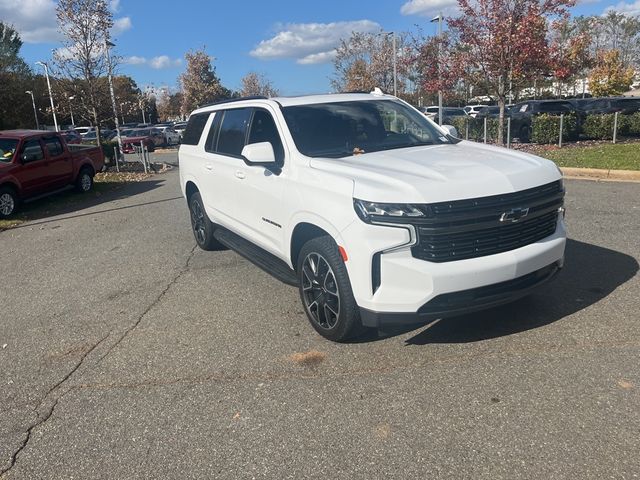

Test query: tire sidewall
[0,188,18,218]
[296,236,362,342]
[77,169,93,192]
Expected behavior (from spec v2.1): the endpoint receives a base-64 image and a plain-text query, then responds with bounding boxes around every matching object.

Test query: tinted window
[22,139,44,162]
[44,137,64,156]
[217,108,252,156]
[539,102,572,113]
[247,109,285,164]
[283,100,448,159]
[182,113,210,145]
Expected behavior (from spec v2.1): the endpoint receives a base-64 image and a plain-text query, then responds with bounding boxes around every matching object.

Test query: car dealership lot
[0,168,638,479]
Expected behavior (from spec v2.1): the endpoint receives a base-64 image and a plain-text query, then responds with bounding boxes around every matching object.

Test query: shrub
[531,113,577,144]
[626,112,640,136]
[101,140,120,163]
[581,113,634,140]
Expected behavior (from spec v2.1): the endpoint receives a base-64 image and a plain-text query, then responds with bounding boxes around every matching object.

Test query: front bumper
[359,260,561,328]
[339,216,566,327]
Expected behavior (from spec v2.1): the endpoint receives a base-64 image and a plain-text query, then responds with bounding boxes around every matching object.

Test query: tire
[0,186,19,218]
[297,236,363,342]
[75,167,93,193]
[188,192,224,251]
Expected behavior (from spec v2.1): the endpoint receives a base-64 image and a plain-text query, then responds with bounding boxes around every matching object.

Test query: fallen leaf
[287,349,326,367]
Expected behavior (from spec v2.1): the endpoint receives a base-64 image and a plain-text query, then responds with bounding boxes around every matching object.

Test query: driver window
[247,109,285,164]
[22,139,45,162]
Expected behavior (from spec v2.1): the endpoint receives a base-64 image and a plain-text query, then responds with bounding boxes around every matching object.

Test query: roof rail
[201,96,269,108]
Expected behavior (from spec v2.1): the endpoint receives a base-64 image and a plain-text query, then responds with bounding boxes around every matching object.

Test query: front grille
[411,180,564,263]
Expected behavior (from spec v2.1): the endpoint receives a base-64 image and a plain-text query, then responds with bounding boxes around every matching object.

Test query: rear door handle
[235,171,246,179]
[204,163,214,171]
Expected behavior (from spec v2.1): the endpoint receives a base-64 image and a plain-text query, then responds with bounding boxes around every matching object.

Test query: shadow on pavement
[3,178,171,229]
[356,239,638,344]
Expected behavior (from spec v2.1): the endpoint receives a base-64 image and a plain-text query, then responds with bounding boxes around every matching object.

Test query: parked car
[434,107,467,125]
[0,130,104,218]
[153,125,181,146]
[419,106,439,120]
[173,122,188,140]
[121,129,157,153]
[74,126,95,137]
[463,105,487,118]
[509,100,577,142]
[62,130,82,144]
[475,106,501,119]
[179,93,566,342]
[572,97,640,116]
[81,130,116,143]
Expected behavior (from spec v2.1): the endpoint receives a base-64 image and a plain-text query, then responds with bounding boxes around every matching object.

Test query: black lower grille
[410,180,564,263]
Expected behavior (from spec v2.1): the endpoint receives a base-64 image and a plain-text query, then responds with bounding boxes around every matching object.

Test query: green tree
[588,49,635,97]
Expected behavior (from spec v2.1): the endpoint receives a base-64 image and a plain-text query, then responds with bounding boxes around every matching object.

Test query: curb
[561,167,640,183]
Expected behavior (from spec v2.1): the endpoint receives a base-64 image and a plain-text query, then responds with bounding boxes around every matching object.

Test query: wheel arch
[289,222,335,272]
[185,180,199,204]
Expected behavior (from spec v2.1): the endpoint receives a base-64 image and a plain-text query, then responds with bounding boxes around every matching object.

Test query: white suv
[179,92,566,342]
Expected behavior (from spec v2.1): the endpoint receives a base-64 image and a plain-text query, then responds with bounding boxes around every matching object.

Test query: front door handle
[235,171,246,179]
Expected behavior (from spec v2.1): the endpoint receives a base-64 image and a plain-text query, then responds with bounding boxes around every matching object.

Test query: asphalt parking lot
[1,164,638,479]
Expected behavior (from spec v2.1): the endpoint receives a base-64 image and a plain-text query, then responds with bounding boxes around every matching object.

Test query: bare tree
[331,31,409,94]
[240,72,279,97]
[54,0,113,143]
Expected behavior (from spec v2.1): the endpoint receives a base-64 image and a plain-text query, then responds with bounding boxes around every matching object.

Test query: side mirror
[441,125,459,138]
[241,142,276,166]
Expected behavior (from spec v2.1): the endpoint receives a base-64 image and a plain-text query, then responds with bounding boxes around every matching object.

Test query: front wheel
[0,187,19,218]
[297,236,363,342]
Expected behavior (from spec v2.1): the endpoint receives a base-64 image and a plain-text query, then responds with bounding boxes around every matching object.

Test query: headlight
[354,199,427,223]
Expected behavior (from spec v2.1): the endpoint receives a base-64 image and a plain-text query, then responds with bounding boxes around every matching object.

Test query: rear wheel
[75,167,93,193]
[0,186,18,218]
[189,192,224,251]
[297,236,363,342]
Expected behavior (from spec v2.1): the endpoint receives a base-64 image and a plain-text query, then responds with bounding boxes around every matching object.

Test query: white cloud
[123,55,182,69]
[400,0,459,17]
[250,20,381,64]
[0,0,60,43]
[605,0,640,15]
[112,16,132,35]
[0,0,131,43]
[109,0,121,13]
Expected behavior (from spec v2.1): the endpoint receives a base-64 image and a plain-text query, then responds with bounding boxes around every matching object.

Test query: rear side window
[182,113,210,145]
[217,108,252,156]
[44,137,64,156]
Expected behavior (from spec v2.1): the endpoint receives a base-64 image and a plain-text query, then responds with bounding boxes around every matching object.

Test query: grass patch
[535,142,640,171]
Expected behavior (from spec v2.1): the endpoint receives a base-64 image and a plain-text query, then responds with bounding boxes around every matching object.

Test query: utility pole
[25,91,40,130]
[35,61,58,131]
[431,14,444,125]
[68,95,75,126]
[104,38,124,162]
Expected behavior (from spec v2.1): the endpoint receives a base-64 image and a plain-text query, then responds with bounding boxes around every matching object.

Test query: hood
[309,141,561,203]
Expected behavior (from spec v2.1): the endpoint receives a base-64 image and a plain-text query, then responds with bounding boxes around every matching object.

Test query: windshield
[282,99,450,158]
[0,139,19,163]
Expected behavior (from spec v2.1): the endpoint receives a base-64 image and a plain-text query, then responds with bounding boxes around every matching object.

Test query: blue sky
[2,0,638,95]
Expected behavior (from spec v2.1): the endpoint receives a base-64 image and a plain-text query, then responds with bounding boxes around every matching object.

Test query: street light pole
[104,38,123,162]
[430,14,444,125]
[68,95,75,127]
[35,61,58,131]
[25,91,40,130]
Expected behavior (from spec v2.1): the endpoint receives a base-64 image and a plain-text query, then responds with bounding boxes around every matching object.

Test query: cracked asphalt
[1,160,639,479]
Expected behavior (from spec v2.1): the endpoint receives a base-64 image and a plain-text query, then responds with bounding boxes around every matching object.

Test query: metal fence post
[559,114,564,148]
[140,141,148,174]
[507,117,511,149]
[114,146,119,172]
[483,117,487,144]
[465,118,469,140]
[613,112,618,144]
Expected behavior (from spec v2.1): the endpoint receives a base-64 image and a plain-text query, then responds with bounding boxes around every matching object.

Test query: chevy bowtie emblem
[500,207,530,223]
